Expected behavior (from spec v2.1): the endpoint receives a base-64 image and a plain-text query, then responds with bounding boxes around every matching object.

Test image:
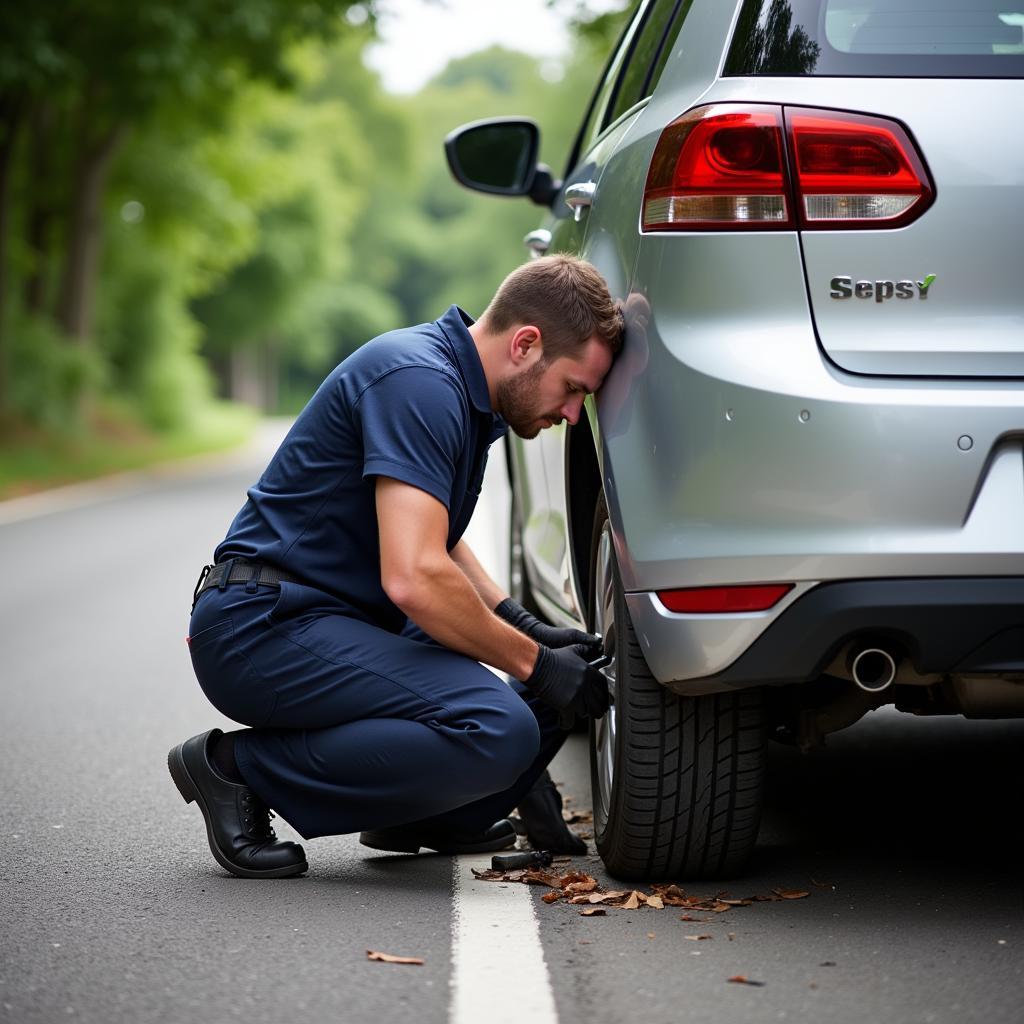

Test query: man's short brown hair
[482,255,624,362]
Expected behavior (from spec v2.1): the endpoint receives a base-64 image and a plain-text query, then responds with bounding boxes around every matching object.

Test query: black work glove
[495,597,602,655]
[524,643,610,729]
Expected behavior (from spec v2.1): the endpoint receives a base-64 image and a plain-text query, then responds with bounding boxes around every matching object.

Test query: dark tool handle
[558,652,613,728]
[491,850,554,871]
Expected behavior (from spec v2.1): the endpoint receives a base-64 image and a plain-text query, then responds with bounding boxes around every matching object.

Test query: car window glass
[824,0,1024,55]
[567,1,650,174]
[608,0,691,124]
[644,0,695,97]
[725,0,1024,77]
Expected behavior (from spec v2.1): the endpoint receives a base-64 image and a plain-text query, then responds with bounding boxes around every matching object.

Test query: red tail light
[656,584,794,614]
[643,105,791,231]
[643,104,933,232]
[788,108,934,227]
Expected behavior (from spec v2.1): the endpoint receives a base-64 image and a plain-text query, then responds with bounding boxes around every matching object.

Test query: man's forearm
[390,554,537,680]
[375,478,534,676]
[449,539,507,610]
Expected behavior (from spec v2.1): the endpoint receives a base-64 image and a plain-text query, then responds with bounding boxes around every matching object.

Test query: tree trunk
[56,104,127,344]
[263,337,280,413]
[25,100,56,315]
[0,90,27,414]
[229,346,265,409]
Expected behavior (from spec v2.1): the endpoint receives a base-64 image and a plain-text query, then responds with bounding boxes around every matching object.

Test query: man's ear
[509,325,542,366]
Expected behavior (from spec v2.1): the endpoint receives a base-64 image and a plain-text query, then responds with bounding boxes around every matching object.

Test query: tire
[588,494,766,880]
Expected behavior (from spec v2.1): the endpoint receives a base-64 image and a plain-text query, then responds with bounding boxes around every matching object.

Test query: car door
[522,0,696,622]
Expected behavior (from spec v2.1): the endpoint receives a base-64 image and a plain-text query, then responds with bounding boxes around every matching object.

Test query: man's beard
[496,359,553,439]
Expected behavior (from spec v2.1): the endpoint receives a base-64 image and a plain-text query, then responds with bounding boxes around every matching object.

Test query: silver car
[445,0,1024,880]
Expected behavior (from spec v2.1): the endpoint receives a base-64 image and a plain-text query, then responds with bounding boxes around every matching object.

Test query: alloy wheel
[591,520,619,838]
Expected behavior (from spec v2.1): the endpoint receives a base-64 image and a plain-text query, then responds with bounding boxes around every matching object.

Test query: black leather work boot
[359,818,517,855]
[516,770,587,855]
[168,728,308,879]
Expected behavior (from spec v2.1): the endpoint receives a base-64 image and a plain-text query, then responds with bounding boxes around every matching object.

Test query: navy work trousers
[187,579,566,840]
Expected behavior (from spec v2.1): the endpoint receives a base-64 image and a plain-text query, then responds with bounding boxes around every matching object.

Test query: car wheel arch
[566,408,604,625]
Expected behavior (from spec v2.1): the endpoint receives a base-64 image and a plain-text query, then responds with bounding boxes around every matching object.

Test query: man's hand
[524,643,610,725]
[495,597,603,656]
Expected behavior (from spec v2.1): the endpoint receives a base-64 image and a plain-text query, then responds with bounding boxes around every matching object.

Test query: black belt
[192,558,299,610]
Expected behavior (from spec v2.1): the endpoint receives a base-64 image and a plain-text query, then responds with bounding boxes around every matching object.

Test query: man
[168,255,624,878]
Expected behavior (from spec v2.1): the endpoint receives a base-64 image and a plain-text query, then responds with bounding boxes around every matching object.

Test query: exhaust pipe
[849,646,898,693]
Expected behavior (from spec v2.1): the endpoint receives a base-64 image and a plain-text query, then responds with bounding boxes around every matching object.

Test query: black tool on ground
[490,849,554,871]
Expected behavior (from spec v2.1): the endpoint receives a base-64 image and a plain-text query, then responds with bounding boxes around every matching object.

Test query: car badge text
[829,274,936,302]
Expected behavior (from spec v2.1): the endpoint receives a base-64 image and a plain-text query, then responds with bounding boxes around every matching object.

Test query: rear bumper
[626,577,1024,695]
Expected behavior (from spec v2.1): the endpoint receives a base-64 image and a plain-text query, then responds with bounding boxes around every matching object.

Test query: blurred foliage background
[0,0,633,495]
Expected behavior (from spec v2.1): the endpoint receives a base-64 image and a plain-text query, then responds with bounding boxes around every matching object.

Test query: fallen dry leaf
[579,908,606,917]
[811,878,835,889]
[366,950,424,965]
[472,863,810,930]
[727,975,764,987]
[558,871,595,888]
[684,935,713,941]
[727,933,736,941]
[522,869,562,889]
[590,890,628,904]
[564,880,599,896]
[651,884,691,906]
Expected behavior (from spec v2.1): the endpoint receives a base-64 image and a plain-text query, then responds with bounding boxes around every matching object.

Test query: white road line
[450,853,559,1024]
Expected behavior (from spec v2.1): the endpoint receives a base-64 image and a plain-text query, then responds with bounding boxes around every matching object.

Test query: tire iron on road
[491,850,555,871]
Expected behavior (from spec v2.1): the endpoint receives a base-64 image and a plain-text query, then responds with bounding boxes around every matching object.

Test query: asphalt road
[1,423,1021,1024]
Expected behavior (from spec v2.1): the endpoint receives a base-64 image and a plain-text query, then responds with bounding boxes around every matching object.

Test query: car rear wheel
[588,495,766,880]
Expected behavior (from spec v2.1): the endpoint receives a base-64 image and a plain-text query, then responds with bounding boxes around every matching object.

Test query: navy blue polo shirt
[215,306,508,631]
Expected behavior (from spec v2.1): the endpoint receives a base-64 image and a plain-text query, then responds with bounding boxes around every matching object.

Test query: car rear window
[725,0,1024,77]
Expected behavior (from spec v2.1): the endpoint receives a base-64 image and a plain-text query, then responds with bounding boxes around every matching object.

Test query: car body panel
[520,108,646,621]
[598,225,1024,684]
[521,0,735,622]
[463,0,1024,690]
[696,75,1024,376]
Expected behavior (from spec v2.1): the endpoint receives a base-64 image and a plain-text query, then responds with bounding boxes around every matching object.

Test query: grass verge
[0,401,259,501]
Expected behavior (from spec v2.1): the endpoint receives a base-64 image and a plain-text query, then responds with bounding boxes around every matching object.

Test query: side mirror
[444,118,560,206]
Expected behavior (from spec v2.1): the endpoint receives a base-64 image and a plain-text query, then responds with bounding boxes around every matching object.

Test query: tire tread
[590,501,766,881]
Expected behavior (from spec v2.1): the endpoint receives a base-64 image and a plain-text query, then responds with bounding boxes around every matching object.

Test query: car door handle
[523,228,551,257]
[564,181,596,222]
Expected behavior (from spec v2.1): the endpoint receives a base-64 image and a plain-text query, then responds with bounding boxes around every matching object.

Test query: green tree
[190,33,406,411]
[0,0,374,415]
